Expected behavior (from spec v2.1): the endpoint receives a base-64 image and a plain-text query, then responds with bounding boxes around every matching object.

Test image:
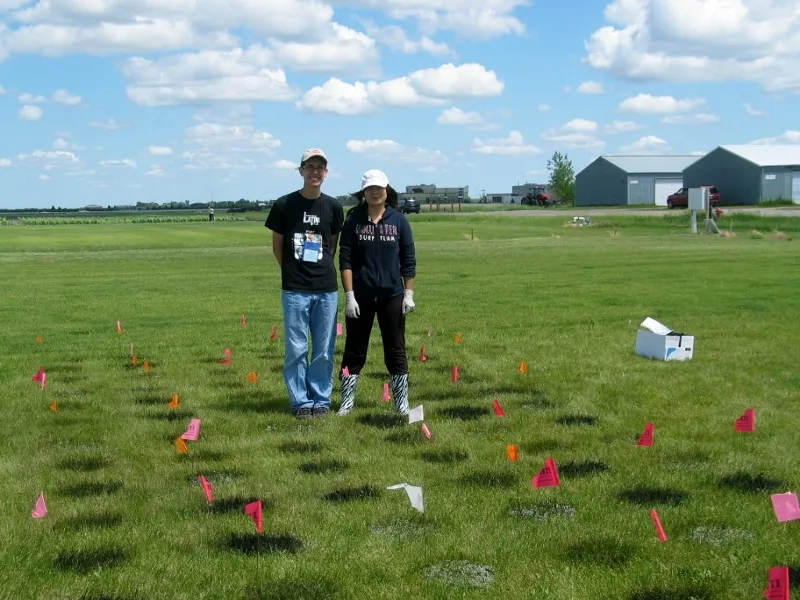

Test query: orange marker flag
[241,313,246,327]
[419,344,428,362]
[735,408,755,432]
[764,567,789,600]
[454,332,462,344]
[176,437,188,454]
[168,394,180,409]
[35,336,43,344]
[116,320,122,333]
[132,355,138,367]
[637,422,654,447]
[519,360,527,374]
[143,361,151,373]
[49,400,58,412]
[245,500,263,533]
[247,371,258,383]
[532,458,560,488]
[270,325,278,341]
[650,509,667,541]
[506,444,518,462]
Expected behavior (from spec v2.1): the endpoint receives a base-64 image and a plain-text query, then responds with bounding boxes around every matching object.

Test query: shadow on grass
[133,394,170,407]
[417,387,483,402]
[322,485,380,503]
[217,389,287,414]
[717,472,787,494]
[225,533,303,555]
[208,496,272,514]
[53,548,130,574]
[278,441,323,454]
[57,456,110,472]
[565,538,636,568]
[420,449,470,464]
[384,430,426,445]
[149,410,192,423]
[298,459,349,474]
[560,460,610,478]
[617,487,688,507]
[244,577,339,599]
[460,470,518,489]
[55,512,123,531]
[436,405,490,420]
[630,585,715,600]
[555,414,598,426]
[790,567,800,590]
[79,594,136,600]
[357,413,405,429]
[58,480,123,498]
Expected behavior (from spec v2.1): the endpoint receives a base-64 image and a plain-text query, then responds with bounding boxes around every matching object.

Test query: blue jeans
[281,290,338,410]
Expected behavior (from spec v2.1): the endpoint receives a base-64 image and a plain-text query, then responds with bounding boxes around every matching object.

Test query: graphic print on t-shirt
[293,231,323,261]
[357,223,397,242]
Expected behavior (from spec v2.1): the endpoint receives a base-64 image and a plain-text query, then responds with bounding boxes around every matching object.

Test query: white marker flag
[387,483,424,512]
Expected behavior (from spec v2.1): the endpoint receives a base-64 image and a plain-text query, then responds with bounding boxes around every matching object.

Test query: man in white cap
[265,149,344,419]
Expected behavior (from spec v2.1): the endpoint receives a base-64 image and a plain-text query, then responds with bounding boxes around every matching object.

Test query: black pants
[341,293,407,375]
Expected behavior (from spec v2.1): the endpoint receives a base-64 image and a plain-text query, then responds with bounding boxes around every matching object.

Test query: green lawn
[0,217,798,599]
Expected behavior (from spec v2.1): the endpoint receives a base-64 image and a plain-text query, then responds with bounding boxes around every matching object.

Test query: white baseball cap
[301,148,327,165]
[361,169,389,190]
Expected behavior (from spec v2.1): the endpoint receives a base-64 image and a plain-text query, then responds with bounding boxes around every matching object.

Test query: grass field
[1,215,799,599]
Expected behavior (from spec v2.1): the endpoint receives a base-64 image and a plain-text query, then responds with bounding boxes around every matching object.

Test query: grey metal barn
[575,155,698,206]
[683,145,800,205]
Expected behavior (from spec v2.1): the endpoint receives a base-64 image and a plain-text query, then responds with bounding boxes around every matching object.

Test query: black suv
[401,198,420,214]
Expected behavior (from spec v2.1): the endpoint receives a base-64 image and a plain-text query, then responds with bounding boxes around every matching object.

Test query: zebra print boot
[390,373,409,415]
[337,373,360,416]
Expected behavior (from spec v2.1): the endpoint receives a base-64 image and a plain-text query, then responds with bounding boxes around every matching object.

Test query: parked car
[666,186,721,209]
[401,198,420,214]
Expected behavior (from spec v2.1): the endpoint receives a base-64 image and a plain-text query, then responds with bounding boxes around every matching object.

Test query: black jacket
[339,204,416,299]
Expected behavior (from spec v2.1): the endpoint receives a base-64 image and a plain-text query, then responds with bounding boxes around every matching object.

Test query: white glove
[345,291,360,319]
[402,290,415,314]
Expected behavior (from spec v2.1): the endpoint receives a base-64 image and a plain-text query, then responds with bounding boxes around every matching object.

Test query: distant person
[265,149,344,419]
[336,169,416,416]
[208,206,215,222]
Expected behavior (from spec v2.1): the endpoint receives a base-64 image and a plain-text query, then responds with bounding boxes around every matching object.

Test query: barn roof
[718,144,800,167]
[601,155,700,173]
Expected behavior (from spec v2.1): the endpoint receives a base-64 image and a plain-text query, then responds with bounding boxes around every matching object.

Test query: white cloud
[577,80,604,94]
[661,113,719,124]
[0,158,11,167]
[270,23,379,75]
[750,130,800,145]
[386,4,527,40]
[91,118,125,130]
[148,146,173,155]
[101,159,138,168]
[53,138,68,149]
[0,85,5,94]
[181,117,282,170]
[605,120,642,133]
[538,104,550,111]
[563,118,598,132]
[51,89,81,105]
[346,139,447,164]
[438,107,482,125]
[584,0,800,94]
[472,130,540,154]
[39,174,50,180]
[619,93,705,114]
[363,23,452,55]
[541,119,605,150]
[18,92,45,103]
[145,166,165,176]
[297,63,502,115]
[621,135,669,153]
[18,104,43,120]
[273,159,298,169]
[744,103,766,116]
[16,150,79,169]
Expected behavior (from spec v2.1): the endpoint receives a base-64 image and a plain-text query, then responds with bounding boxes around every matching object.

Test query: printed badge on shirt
[294,231,323,262]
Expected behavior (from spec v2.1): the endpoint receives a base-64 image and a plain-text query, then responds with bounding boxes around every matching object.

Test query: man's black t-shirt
[265,191,344,293]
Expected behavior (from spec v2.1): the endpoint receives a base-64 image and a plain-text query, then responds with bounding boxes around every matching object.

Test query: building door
[654,178,682,206]
[792,171,800,203]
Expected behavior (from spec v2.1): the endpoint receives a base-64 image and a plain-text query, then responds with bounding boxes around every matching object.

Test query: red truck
[666,186,721,209]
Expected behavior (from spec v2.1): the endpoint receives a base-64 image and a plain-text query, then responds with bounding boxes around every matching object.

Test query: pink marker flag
[181,418,201,441]
[451,365,459,383]
[336,322,344,336]
[764,566,789,600]
[421,423,432,439]
[637,422,654,447]
[532,458,560,488]
[382,383,391,402]
[245,500,263,533]
[342,366,350,377]
[32,367,45,382]
[735,408,755,432]
[219,348,232,365]
[492,399,505,417]
[199,475,214,503]
[771,492,800,523]
[650,509,667,541]
[31,492,47,518]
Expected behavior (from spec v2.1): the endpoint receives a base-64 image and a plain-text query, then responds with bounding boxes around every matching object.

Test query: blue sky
[0,0,797,209]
